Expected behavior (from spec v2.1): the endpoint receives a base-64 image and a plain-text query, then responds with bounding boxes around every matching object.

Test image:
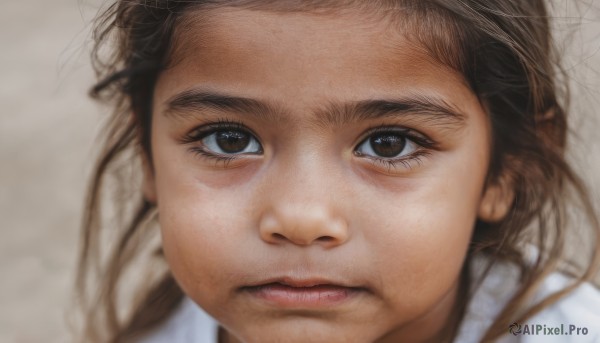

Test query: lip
[240,277,368,309]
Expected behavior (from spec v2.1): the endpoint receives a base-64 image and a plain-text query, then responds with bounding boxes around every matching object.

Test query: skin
[144,7,512,343]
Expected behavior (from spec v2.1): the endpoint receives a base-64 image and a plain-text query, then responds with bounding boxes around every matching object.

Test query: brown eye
[202,129,262,155]
[369,134,406,157]
[215,130,251,153]
[355,130,417,159]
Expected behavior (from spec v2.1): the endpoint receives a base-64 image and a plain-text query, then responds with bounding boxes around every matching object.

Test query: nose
[259,204,349,248]
[257,144,351,248]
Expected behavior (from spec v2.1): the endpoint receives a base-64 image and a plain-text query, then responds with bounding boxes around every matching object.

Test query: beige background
[0,1,599,342]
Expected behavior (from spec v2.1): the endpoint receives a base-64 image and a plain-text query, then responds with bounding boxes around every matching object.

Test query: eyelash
[365,150,431,172]
[181,119,437,171]
[354,126,436,172]
[180,119,256,167]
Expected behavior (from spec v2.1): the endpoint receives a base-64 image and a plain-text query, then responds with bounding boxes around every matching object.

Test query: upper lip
[243,276,363,289]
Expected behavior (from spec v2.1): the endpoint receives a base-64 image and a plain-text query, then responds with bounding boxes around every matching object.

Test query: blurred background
[0,0,599,342]
[1,1,103,342]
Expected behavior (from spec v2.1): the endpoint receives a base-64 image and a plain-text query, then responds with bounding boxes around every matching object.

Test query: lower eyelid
[355,149,432,173]
[187,146,251,169]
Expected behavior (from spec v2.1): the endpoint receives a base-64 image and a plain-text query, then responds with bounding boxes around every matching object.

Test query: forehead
[183,11,416,74]
[168,2,469,73]
[156,7,478,121]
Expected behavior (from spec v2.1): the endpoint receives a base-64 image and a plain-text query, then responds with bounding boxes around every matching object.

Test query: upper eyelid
[180,121,437,153]
[181,121,260,142]
[356,126,436,147]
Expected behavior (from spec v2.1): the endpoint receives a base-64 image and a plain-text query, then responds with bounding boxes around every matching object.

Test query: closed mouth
[239,278,369,308]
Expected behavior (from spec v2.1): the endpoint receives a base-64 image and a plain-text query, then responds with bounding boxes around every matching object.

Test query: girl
[76,0,600,342]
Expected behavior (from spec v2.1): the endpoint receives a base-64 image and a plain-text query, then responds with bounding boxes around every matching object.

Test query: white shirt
[454,257,600,342]
[140,257,600,343]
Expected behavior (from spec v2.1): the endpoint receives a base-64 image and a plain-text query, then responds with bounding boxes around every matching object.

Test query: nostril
[272,233,287,241]
[270,233,335,244]
[259,210,349,246]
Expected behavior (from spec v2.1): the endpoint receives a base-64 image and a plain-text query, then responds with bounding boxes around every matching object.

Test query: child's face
[146,7,502,343]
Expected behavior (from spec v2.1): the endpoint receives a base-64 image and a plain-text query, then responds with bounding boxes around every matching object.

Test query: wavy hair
[76,1,600,342]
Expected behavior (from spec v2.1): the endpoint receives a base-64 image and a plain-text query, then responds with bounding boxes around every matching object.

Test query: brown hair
[76,1,600,342]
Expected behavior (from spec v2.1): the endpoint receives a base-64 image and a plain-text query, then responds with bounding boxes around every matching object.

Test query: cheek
[151,143,258,304]
[157,184,260,318]
[158,190,229,285]
[359,147,487,309]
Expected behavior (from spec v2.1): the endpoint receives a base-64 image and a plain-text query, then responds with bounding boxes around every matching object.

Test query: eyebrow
[165,89,284,123]
[163,89,466,128]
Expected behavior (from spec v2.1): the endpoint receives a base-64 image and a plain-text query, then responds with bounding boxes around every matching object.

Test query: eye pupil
[216,130,250,153]
[370,134,406,157]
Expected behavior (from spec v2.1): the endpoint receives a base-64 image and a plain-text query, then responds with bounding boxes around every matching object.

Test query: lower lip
[243,283,362,308]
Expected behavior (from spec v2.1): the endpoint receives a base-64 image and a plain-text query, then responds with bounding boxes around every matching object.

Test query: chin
[227,319,379,343]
